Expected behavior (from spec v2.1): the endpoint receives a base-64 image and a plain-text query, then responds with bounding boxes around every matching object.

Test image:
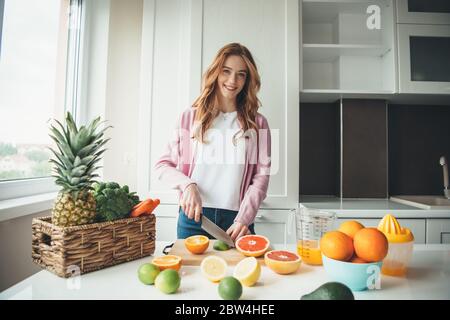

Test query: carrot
[132,199,151,211]
[147,198,160,214]
[130,199,154,217]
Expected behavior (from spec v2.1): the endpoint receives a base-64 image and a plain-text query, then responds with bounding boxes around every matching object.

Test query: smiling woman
[154,43,272,242]
[0,0,83,200]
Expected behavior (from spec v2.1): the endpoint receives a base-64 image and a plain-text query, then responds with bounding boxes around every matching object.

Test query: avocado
[301,282,354,300]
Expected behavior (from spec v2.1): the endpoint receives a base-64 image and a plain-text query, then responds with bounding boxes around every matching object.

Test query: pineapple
[48,112,111,227]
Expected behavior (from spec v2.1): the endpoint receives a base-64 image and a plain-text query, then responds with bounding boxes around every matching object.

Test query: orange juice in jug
[297,240,323,265]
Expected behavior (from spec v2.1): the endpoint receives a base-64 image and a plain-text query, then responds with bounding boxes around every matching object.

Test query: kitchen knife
[201,215,235,248]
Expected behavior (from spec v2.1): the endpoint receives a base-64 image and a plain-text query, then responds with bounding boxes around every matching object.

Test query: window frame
[0,0,86,201]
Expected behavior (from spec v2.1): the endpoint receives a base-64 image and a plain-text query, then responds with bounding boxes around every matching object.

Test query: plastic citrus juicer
[377,214,414,276]
[296,207,336,265]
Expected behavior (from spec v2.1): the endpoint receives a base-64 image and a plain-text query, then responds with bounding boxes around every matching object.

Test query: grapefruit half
[235,235,270,257]
[264,250,301,274]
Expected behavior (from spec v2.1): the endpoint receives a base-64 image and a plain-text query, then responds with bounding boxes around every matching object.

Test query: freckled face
[217,55,248,101]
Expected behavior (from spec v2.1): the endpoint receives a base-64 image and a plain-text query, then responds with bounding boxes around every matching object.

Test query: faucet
[440,156,450,199]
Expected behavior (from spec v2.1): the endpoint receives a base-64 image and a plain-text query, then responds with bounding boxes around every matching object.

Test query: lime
[213,240,230,251]
[218,276,242,300]
[155,269,181,294]
[138,263,160,285]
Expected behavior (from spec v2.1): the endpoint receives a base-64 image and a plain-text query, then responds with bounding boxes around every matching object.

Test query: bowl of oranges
[320,221,388,291]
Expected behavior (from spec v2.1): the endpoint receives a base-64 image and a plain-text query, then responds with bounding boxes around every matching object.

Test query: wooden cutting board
[168,239,266,266]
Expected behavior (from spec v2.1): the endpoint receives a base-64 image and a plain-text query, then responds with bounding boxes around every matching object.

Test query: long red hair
[192,43,261,143]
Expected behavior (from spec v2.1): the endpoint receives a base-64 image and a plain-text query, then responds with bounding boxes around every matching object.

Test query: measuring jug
[296,206,336,265]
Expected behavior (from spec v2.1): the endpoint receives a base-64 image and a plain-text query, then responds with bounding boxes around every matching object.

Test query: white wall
[101,0,143,190]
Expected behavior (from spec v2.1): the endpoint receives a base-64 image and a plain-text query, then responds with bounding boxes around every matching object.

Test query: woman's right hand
[180,183,203,222]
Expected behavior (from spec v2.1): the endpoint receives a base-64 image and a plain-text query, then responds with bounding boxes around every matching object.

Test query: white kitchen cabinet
[337,218,426,244]
[153,205,179,242]
[396,0,450,25]
[138,0,300,209]
[426,219,450,244]
[153,204,296,245]
[301,0,396,93]
[254,209,297,245]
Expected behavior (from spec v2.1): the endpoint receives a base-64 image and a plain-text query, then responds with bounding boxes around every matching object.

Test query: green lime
[155,269,181,294]
[138,263,160,285]
[218,276,242,300]
[213,240,230,251]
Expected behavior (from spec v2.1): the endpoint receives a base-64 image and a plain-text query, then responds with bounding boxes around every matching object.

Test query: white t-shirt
[191,111,246,211]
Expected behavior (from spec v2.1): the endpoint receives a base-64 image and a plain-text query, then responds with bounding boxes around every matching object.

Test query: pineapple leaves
[49,127,75,162]
[48,111,111,193]
[54,119,71,146]
[65,112,78,134]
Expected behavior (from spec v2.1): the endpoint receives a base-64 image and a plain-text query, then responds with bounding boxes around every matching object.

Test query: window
[0,0,84,200]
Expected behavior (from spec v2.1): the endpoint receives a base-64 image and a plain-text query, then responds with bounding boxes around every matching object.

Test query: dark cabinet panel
[299,102,340,196]
[410,36,450,82]
[408,0,450,14]
[342,99,388,198]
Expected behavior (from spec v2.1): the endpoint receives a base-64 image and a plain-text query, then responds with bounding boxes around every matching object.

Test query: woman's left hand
[226,222,251,242]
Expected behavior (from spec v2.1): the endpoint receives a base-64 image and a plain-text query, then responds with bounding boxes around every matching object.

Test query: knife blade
[201,215,235,248]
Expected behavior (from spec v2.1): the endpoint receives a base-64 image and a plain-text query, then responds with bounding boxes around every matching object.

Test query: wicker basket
[32,214,156,278]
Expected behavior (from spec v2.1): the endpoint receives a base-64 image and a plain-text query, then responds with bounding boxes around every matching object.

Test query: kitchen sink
[390,195,450,210]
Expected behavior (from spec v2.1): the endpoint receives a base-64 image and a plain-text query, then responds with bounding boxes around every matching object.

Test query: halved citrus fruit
[264,250,301,275]
[233,257,261,287]
[151,255,182,271]
[200,255,228,282]
[185,235,210,254]
[235,235,270,257]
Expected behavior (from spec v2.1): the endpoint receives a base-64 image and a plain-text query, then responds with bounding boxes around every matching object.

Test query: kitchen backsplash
[389,104,450,196]
[342,99,388,198]
[300,100,450,198]
[300,102,340,196]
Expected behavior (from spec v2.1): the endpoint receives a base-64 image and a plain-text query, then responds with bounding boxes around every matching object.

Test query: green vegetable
[93,181,140,222]
[301,282,354,300]
[213,240,230,251]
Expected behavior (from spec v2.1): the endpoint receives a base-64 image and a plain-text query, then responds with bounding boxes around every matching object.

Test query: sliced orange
[264,250,301,275]
[151,255,182,271]
[235,235,270,257]
[184,235,210,254]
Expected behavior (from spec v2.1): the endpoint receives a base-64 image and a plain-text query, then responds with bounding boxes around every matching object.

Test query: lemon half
[200,255,228,282]
[233,256,261,287]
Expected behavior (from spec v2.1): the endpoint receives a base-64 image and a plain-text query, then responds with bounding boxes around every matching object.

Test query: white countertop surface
[300,196,450,218]
[1,242,449,300]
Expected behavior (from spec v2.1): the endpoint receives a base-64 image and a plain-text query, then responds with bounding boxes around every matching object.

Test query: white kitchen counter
[300,196,450,218]
[1,242,449,300]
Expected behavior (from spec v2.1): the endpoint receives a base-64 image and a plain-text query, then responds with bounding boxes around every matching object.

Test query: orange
[152,255,182,271]
[338,220,365,239]
[320,231,354,262]
[184,235,210,254]
[350,255,368,264]
[353,228,388,262]
[235,235,270,257]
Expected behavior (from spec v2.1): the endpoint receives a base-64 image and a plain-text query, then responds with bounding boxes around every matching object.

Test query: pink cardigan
[154,107,271,226]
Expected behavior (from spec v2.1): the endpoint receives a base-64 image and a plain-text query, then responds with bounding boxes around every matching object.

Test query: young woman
[155,43,271,241]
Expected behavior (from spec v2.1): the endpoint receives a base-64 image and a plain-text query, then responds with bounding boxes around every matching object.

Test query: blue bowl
[322,255,383,291]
